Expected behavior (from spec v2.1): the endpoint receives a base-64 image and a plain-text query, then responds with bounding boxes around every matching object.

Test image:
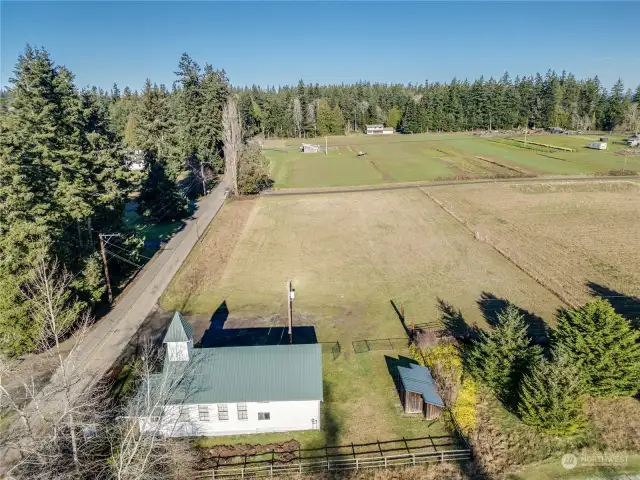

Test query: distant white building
[587,142,607,150]
[366,124,394,135]
[137,313,323,438]
[301,143,322,153]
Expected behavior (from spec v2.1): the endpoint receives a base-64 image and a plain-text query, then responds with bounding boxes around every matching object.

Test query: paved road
[263,175,640,197]
[0,176,229,473]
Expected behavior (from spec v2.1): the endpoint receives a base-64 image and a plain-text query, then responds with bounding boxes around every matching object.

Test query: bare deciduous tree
[292,98,303,138]
[0,257,110,479]
[306,101,316,137]
[222,94,243,196]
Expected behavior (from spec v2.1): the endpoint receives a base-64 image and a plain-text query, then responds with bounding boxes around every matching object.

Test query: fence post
[327,459,330,471]
[441,451,445,463]
[365,339,370,351]
[241,466,245,479]
[412,453,416,466]
[212,469,215,480]
[270,464,273,477]
[356,458,359,471]
[384,456,388,469]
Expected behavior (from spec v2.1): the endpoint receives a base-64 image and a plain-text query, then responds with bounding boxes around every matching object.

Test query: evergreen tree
[554,299,640,397]
[0,46,131,356]
[136,162,188,222]
[330,104,345,134]
[316,99,333,136]
[402,100,420,133]
[465,304,542,406]
[518,353,587,436]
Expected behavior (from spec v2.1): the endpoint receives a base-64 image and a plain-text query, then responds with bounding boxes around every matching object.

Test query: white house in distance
[301,143,322,153]
[366,124,394,135]
[138,313,323,437]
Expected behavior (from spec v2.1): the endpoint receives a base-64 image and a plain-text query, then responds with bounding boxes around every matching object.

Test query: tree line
[232,73,640,137]
[0,46,276,358]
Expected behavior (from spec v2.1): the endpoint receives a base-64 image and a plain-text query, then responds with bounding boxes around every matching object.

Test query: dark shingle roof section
[153,344,323,404]
[162,312,194,343]
[397,363,444,408]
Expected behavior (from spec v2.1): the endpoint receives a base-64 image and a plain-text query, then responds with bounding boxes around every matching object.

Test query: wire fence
[319,341,341,360]
[352,338,409,354]
[193,435,470,479]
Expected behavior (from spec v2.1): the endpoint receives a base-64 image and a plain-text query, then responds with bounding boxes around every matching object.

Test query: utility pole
[325,136,328,155]
[287,280,294,344]
[99,233,119,303]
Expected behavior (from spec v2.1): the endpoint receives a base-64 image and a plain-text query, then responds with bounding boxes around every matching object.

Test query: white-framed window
[198,405,210,422]
[178,407,190,422]
[237,403,248,420]
[217,404,229,421]
[258,412,271,421]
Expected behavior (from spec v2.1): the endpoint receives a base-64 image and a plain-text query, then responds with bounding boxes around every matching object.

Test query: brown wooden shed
[397,363,444,420]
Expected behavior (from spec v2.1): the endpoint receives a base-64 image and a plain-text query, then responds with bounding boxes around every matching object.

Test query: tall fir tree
[465,304,542,406]
[518,353,587,436]
[554,299,640,397]
[0,46,131,356]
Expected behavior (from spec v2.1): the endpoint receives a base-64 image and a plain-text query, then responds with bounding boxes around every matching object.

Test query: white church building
[137,313,323,437]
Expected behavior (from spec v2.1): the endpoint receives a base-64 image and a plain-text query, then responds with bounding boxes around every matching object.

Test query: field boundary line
[417,188,577,309]
[262,175,640,197]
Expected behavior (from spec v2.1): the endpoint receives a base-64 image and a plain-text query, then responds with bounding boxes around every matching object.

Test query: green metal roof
[162,312,194,343]
[151,344,323,404]
[397,363,444,408]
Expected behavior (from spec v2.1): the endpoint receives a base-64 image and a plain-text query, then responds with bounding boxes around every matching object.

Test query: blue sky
[2,1,639,92]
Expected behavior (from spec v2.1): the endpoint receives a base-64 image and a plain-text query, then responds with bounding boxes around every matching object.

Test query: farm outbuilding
[366,124,394,135]
[397,363,444,420]
[587,142,607,150]
[301,143,322,153]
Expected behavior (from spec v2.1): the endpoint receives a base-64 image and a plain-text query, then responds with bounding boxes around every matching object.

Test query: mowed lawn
[264,133,640,189]
[161,189,563,446]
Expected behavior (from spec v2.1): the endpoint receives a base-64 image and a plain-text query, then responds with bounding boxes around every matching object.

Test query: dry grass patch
[162,189,562,337]
[426,182,640,307]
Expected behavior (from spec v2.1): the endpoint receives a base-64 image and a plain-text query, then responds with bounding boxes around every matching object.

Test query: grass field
[161,188,568,446]
[264,133,640,189]
[426,181,640,309]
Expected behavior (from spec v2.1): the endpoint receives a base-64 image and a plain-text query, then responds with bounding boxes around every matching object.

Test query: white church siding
[141,400,321,437]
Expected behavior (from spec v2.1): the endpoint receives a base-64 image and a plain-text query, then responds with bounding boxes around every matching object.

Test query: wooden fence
[192,449,471,478]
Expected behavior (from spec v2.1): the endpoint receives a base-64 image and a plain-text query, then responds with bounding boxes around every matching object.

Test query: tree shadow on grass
[586,281,640,328]
[197,301,317,348]
[477,292,551,346]
[436,297,481,341]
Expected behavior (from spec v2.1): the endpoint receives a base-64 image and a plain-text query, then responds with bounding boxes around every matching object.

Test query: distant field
[427,181,640,309]
[264,133,639,189]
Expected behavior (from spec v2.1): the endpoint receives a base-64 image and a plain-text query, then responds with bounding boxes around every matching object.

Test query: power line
[103,237,154,261]
[104,248,144,269]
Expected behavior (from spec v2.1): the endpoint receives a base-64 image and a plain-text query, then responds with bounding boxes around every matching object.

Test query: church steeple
[162,312,194,361]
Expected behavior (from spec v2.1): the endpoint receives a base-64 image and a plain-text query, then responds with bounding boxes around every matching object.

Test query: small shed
[397,363,444,419]
[301,143,321,153]
[587,141,607,150]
